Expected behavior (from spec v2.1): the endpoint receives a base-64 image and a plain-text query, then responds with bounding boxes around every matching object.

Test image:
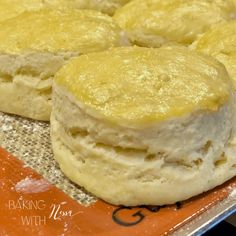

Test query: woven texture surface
[0,112,96,206]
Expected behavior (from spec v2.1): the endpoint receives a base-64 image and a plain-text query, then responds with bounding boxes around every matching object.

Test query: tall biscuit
[51,46,236,206]
[0,9,127,120]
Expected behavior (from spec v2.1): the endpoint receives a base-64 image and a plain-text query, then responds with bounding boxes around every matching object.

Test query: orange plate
[0,147,236,236]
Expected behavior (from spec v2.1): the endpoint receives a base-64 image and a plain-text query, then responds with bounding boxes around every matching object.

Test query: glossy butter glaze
[195,20,236,86]
[0,0,132,21]
[0,9,123,54]
[0,0,45,21]
[55,47,232,126]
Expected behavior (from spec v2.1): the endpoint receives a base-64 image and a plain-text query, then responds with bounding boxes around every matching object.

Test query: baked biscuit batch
[1,0,236,206]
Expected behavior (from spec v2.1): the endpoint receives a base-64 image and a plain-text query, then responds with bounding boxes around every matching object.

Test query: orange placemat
[1,147,236,236]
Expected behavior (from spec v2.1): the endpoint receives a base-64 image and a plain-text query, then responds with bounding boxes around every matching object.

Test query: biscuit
[0,9,127,120]
[51,46,236,206]
[114,0,236,47]
[193,20,236,89]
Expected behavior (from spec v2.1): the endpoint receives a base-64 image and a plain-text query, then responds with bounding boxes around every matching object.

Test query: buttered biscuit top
[55,47,232,126]
[0,9,124,54]
[194,20,236,88]
[0,0,45,21]
[0,0,132,22]
[114,0,236,47]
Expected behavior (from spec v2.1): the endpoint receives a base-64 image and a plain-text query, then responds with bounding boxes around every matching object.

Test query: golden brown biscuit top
[0,0,132,22]
[195,20,236,86]
[195,20,236,55]
[55,47,232,127]
[114,0,236,46]
[0,0,45,22]
[0,9,123,54]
